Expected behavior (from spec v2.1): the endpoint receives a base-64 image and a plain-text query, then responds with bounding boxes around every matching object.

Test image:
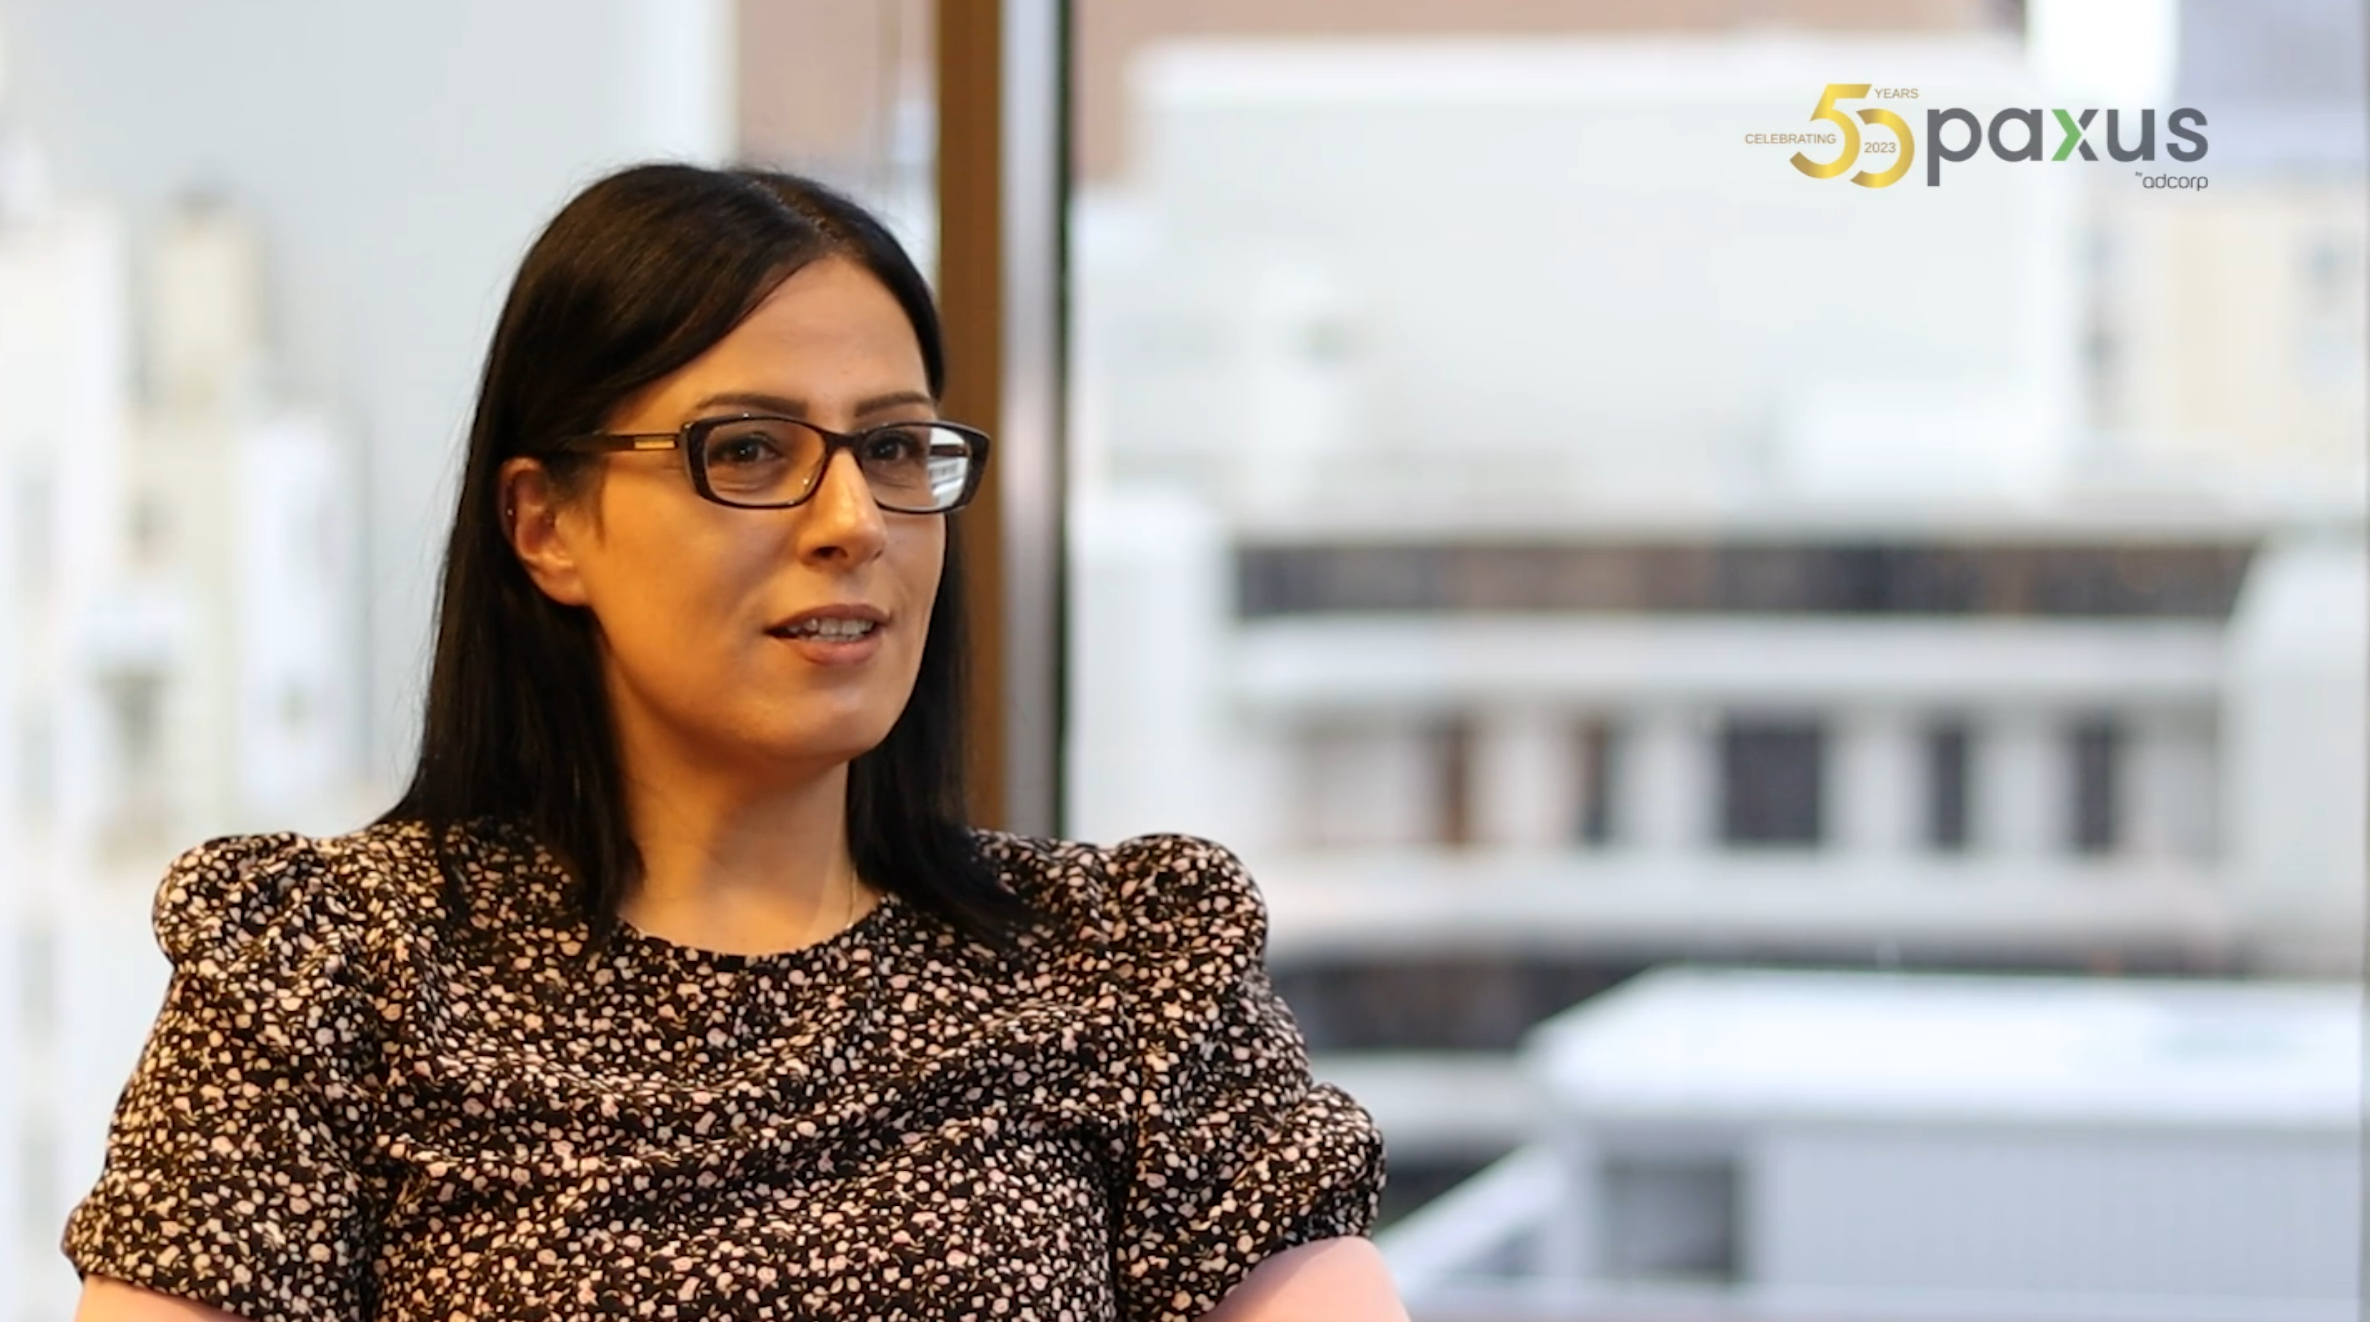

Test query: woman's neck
[612,743,876,957]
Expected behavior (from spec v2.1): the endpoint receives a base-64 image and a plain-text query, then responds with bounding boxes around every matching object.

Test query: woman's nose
[797,447,889,564]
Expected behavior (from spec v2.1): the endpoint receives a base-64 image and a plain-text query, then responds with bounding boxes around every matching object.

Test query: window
[1720,719,1824,847]
[2070,717,2123,855]
[1436,717,1475,848]
[1577,719,1617,847]
[1926,721,1972,852]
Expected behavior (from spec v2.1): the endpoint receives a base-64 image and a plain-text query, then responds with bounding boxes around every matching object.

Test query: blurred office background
[1055,3,2365,1317]
[0,1,2360,1319]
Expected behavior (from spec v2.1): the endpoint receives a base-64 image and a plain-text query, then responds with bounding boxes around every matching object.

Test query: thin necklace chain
[834,863,869,940]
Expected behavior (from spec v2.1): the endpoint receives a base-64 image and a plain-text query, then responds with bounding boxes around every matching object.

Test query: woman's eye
[861,429,928,466]
[708,428,789,466]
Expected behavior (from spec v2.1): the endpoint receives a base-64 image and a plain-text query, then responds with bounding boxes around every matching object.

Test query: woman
[65,163,1401,1321]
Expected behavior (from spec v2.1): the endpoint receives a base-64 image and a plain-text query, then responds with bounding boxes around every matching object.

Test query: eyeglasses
[547,414,991,514]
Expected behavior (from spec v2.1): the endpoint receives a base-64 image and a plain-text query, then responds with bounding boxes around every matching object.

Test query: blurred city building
[0,44,365,1321]
[1070,27,2365,961]
[1385,967,2359,1320]
[0,0,735,792]
[1060,0,2368,1263]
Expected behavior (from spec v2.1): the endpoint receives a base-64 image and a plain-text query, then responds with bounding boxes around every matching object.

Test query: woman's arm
[85,1241,1398,1322]
[74,1277,253,1322]
[1201,1237,1410,1322]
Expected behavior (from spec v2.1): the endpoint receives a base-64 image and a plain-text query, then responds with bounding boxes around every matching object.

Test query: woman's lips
[767,621,885,666]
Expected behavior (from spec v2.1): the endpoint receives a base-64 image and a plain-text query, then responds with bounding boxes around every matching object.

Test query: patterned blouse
[61,819,1385,1321]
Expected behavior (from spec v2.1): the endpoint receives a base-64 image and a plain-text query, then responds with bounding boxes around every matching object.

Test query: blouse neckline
[476,814,905,975]
[612,887,901,973]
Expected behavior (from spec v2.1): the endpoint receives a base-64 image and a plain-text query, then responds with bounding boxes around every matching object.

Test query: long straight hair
[383,162,1030,949]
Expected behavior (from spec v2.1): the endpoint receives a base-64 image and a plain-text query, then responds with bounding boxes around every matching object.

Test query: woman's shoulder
[968,829,1269,968]
[150,817,519,970]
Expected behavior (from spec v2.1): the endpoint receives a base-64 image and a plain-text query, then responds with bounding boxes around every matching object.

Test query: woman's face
[507,255,946,781]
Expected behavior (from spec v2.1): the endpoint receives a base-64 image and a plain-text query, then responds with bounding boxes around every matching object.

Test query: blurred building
[1383,967,2360,1321]
[0,178,363,880]
[0,0,736,791]
[2092,0,2367,485]
[1063,15,2367,1217]
[1072,26,2364,968]
[0,33,365,1316]
[0,199,127,879]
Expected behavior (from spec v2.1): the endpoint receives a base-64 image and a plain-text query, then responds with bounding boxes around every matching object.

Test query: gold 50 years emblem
[1789,83,1917,189]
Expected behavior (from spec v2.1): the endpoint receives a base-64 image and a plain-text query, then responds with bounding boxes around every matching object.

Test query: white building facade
[1067,33,2367,982]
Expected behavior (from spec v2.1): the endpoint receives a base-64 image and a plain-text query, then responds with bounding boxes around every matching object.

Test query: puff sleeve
[62,833,392,1322]
[1103,835,1385,1322]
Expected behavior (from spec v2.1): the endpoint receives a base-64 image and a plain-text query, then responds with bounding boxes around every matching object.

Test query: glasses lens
[695,417,979,510]
[858,424,978,511]
[697,417,823,503]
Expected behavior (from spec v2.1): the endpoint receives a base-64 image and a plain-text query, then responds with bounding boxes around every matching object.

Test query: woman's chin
[745,722,897,773]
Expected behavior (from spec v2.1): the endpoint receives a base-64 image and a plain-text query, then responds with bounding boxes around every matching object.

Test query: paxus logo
[1760,83,2210,188]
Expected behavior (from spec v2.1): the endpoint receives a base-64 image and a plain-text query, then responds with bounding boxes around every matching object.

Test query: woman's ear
[497,457,593,607]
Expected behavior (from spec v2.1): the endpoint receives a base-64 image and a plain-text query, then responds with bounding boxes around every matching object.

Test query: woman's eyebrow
[689,389,935,418]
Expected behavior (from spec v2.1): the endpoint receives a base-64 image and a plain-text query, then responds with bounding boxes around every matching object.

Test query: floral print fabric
[63,820,1384,1321]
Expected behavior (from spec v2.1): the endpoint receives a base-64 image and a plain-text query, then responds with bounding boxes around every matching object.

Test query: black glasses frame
[546,414,992,514]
